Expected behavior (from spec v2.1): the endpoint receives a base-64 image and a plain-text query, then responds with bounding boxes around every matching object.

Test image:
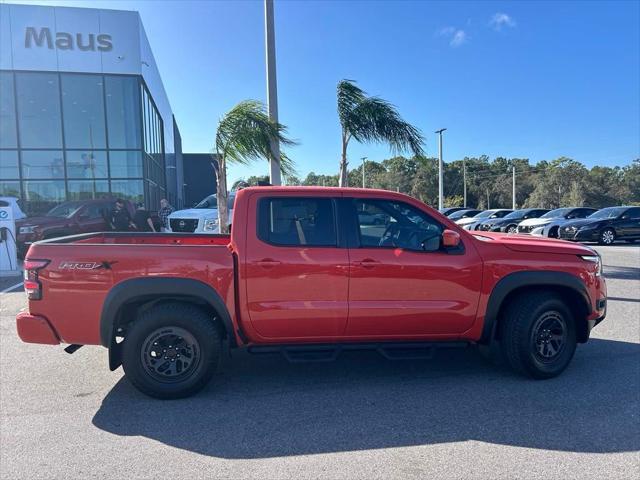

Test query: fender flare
[479,270,591,344]
[100,277,236,349]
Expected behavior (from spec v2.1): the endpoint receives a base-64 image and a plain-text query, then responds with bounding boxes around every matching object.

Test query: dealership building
[0,3,186,215]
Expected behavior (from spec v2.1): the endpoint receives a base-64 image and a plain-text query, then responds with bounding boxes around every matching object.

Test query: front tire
[506,225,517,234]
[122,303,221,399]
[599,228,616,245]
[500,292,577,379]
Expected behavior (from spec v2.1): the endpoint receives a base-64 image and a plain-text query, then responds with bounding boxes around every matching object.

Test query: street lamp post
[435,128,447,210]
[264,0,281,185]
[361,157,367,188]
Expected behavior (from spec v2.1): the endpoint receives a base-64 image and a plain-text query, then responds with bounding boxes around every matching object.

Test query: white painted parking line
[0,282,23,294]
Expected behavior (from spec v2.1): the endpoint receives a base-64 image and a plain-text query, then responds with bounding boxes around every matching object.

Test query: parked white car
[518,207,597,237]
[168,193,235,234]
[456,209,513,230]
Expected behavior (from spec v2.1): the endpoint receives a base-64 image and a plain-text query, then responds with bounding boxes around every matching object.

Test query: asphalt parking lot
[0,245,638,479]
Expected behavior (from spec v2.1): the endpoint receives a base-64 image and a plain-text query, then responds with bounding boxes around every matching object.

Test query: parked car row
[440,205,640,245]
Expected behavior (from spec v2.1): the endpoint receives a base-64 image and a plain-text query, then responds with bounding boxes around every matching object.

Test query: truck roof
[239,186,421,199]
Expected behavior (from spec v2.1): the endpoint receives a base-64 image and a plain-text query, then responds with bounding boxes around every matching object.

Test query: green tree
[411,157,438,205]
[336,80,424,187]
[620,159,640,204]
[348,159,388,188]
[215,100,295,232]
[285,175,302,186]
[566,181,586,206]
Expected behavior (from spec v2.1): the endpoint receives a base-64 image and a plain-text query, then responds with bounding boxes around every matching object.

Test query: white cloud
[438,26,456,36]
[450,30,467,47]
[490,13,516,30]
[437,26,467,47]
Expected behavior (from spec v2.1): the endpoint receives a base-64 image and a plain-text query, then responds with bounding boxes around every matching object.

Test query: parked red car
[16,199,146,257]
[17,187,607,398]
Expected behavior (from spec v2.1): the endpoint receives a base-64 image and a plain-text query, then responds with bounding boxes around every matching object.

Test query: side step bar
[248,341,468,363]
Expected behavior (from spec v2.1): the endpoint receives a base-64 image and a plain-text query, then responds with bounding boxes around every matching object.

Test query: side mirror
[442,229,461,248]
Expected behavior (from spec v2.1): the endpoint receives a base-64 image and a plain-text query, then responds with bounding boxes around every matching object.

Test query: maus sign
[25,27,113,52]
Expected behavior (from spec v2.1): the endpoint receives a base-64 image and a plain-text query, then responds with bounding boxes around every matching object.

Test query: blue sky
[6,0,640,183]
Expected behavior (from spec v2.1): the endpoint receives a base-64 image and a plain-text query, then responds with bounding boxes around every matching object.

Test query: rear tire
[122,303,221,399]
[499,292,577,379]
[506,225,517,234]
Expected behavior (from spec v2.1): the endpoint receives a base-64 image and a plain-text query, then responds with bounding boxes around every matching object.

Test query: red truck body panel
[25,233,234,345]
[19,187,606,350]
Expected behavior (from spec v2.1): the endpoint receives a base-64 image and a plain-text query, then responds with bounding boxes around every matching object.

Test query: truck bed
[24,232,235,346]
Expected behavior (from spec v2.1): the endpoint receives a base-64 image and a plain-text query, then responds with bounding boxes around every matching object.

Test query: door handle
[354,258,379,268]
[256,259,281,268]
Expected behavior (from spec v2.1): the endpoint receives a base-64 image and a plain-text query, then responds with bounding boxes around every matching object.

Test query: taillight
[23,259,50,300]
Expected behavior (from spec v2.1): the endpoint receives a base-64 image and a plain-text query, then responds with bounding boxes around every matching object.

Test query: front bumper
[559,228,599,242]
[587,298,607,334]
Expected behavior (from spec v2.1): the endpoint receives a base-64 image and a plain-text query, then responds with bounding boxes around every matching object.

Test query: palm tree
[337,79,425,187]
[215,100,295,232]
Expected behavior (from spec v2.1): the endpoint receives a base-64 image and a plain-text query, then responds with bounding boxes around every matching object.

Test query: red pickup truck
[16,187,607,399]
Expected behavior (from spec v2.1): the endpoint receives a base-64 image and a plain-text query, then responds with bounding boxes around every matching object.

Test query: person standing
[109,199,135,232]
[158,198,174,233]
[133,203,156,232]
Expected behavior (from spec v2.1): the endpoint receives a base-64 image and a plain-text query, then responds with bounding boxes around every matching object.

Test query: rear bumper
[16,312,60,345]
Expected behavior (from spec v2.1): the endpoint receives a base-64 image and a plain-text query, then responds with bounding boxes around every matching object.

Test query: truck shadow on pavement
[92,338,640,458]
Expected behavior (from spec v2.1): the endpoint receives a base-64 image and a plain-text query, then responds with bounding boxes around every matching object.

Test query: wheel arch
[101,277,237,370]
[480,271,592,345]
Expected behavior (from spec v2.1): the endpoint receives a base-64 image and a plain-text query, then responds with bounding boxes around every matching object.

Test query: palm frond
[337,79,366,135]
[337,80,424,157]
[215,100,297,173]
[351,97,425,156]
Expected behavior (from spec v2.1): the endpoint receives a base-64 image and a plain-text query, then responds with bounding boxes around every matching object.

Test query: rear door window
[258,197,337,247]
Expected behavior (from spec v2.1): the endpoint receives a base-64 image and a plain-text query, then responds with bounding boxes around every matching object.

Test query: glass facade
[0,70,166,215]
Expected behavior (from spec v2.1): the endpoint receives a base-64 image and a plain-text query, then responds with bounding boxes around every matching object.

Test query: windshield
[588,207,626,219]
[46,203,83,218]
[503,210,530,220]
[195,194,235,210]
[541,208,571,219]
[449,209,476,220]
[474,210,498,219]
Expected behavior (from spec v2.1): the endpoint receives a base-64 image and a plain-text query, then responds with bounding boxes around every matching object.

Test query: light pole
[512,165,516,209]
[435,128,447,210]
[361,157,367,188]
[264,0,281,185]
[463,157,467,207]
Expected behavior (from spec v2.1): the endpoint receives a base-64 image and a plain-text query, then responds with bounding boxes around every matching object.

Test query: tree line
[212,79,637,231]
[239,156,640,209]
